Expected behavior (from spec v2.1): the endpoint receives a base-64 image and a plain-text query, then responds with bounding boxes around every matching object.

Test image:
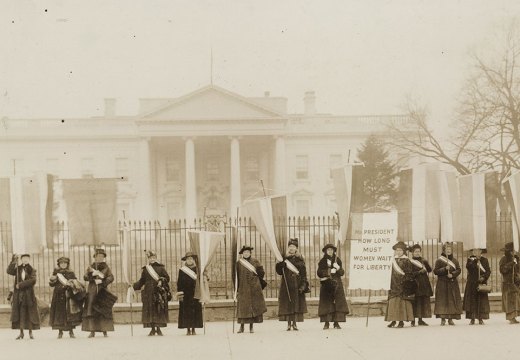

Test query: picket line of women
[7,237,520,340]
[385,240,520,328]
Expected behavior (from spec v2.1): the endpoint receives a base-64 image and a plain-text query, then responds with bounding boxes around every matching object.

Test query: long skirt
[279,313,304,322]
[502,285,520,320]
[412,296,432,318]
[385,297,414,322]
[319,312,347,323]
[12,304,41,330]
[81,316,114,332]
[238,315,263,324]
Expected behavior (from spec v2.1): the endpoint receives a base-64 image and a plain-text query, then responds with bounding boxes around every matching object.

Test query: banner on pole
[348,212,398,290]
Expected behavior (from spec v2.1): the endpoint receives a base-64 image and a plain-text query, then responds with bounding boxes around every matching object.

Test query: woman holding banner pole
[385,241,415,328]
[499,242,520,324]
[433,242,462,325]
[177,252,203,335]
[463,248,490,325]
[317,243,349,330]
[409,244,433,326]
[276,238,309,331]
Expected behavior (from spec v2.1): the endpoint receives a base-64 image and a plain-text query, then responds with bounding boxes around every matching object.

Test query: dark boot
[469,319,475,325]
[148,327,156,336]
[397,321,404,328]
[478,319,485,325]
[69,330,75,338]
[387,321,396,328]
[191,328,196,335]
[410,320,415,327]
[333,322,341,329]
[58,330,63,339]
[103,331,108,337]
[249,324,254,333]
[448,319,455,326]
[418,319,428,326]
[440,319,446,326]
[510,318,519,324]
[286,321,292,331]
[186,329,191,335]
[29,330,34,339]
[16,330,24,340]
[291,321,298,331]
[88,332,95,338]
[237,324,245,333]
[323,322,330,330]
[156,328,163,336]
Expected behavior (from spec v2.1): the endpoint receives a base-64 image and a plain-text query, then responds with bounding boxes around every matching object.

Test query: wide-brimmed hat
[392,241,407,251]
[322,244,337,253]
[501,242,515,252]
[442,242,454,252]
[239,245,254,254]
[409,244,422,252]
[181,251,196,261]
[93,248,107,258]
[467,248,487,254]
[288,238,299,248]
[20,254,30,259]
[56,256,70,265]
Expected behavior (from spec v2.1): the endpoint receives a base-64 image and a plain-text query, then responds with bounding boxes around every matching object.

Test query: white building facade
[0,85,413,221]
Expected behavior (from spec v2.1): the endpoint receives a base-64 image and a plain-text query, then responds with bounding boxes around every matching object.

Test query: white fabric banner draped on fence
[503,171,520,251]
[188,230,225,304]
[438,170,460,243]
[241,196,286,262]
[348,212,398,290]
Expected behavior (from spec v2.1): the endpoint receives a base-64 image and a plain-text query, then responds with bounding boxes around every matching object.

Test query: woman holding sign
[236,246,267,333]
[463,248,490,325]
[433,242,462,325]
[275,238,310,331]
[133,250,171,336]
[409,244,433,326]
[317,244,349,330]
[385,241,415,328]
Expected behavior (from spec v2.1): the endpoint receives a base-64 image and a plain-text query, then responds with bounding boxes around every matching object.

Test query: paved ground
[2,314,518,360]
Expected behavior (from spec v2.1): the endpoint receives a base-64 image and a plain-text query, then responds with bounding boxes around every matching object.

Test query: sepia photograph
[2,1,520,359]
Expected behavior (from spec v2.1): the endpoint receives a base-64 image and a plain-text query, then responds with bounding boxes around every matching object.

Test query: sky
[1,0,520,130]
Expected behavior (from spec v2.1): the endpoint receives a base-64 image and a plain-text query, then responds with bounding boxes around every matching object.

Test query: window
[115,157,129,180]
[296,199,310,217]
[295,155,308,180]
[245,157,259,181]
[165,157,180,182]
[206,159,219,181]
[81,158,94,178]
[46,158,59,176]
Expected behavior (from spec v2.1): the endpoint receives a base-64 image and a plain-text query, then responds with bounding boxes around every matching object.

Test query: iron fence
[0,214,514,305]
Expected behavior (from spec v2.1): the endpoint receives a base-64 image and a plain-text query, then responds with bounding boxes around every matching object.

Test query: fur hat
[182,251,196,261]
[322,243,337,253]
[409,244,422,252]
[239,245,253,254]
[501,242,514,252]
[93,248,107,258]
[288,238,299,248]
[392,241,407,251]
[57,256,70,265]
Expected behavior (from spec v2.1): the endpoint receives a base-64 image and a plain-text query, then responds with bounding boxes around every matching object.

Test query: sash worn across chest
[392,258,406,276]
[409,258,424,269]
[180,266,197,281]
[145,264,160,282]
[239,259,257,275]
[284,259,300,275]
[438,256,457,270]
[57,272,69,286]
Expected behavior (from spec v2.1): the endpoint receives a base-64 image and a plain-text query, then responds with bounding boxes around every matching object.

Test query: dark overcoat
[275,254,308,318]
[6,261,40,330]
[462,256,491,319]
[133,262,170,327]
[177,266,203,329]
[316,256,349,317]
[236,257,267,321]
[388,257,415,299]
[49,268,83,330]
[499,254,520,318]
[82,262,115,332]
[411,257,433,297]
[433,254,462,318]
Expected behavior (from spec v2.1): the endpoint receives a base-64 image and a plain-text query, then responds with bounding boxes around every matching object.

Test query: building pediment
[141,85,284,121]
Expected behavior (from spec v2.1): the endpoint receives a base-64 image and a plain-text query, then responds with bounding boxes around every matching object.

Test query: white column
[137,138,154,219]
[274,136,286,193]
[184,137,197,221]
[229,136,241,215]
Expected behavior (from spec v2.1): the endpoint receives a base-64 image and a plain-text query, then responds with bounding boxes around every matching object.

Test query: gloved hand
[331,268,337,274]
[333,263,340,270]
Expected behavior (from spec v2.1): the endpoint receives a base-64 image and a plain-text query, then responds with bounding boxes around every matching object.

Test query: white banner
[348,212,398,290]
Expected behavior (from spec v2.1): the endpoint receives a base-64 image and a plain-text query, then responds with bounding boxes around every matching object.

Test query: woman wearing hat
[177,251,203,335]
[409,244,433,326]
[275,238,309,331]
[6,254,40,339]
[385,241,415,328]
[317,244,349,330]
[463,248,491,325]
[82,248,116,337]
[133,250,171,336]
[499,242,520,324]
[433,242,462,325]
[49,257,83,338]
[236,245,267,333]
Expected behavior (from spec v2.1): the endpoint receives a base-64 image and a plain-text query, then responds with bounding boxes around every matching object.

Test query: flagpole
[365,289,371,327]
[123,211,134,337]
[233,207,239,334]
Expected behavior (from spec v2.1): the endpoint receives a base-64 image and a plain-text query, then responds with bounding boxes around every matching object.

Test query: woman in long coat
[82,248,116,337]
[385,241,414,328]
[133,250,171,336]
[6,254,40,339]
[275,238,309,331]
[317,243,349,330]
[499,242,520,324]
[433,242,462,325]
[463,248,491,325]
[49,256,84,338]
[236,246,267,333]
[409,244,433,326]
[177,251,203,335]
